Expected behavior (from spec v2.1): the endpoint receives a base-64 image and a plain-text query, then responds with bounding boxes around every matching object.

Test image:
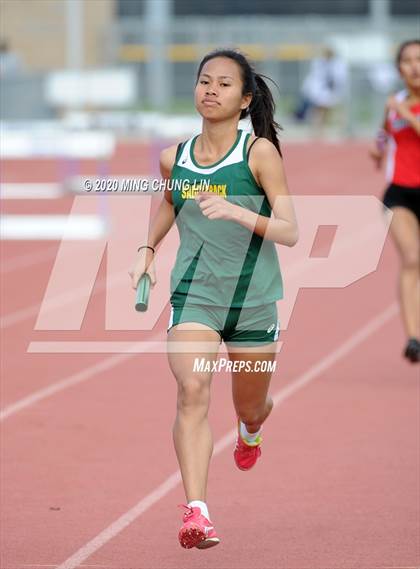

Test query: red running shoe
[234,422,262,471]
[178,505,220,549]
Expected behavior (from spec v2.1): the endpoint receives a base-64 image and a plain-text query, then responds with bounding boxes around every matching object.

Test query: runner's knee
[176,375,211,412]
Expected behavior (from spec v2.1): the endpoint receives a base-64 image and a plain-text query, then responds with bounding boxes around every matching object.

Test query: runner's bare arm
[369,109,389,169]
[144,144,178,248]
[234,138,299,246]
[128,145,178,289]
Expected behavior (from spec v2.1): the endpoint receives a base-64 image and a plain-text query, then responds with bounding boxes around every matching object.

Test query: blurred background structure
[0,0,419,230]
[0,0,419,134]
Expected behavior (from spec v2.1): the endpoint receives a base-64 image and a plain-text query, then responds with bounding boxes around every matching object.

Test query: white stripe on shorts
[167,306,174,331]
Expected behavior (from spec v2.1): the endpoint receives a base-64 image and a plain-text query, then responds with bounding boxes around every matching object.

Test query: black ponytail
[196,48,282,156]
[249,73,282,156]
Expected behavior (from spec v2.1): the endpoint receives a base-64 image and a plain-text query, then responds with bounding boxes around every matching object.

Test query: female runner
[370,40,420,363]
[130,48,298,549]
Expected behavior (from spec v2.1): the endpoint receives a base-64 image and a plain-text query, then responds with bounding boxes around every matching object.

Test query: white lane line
[0,270,115,329]
[55,302,398,569]
[1,336,281,421]
[0,182,64,199]
[0,245,57,275]
[1,302,43,329]
[0,215,106,240]
[0,352,135,422]
[271,302,399,407]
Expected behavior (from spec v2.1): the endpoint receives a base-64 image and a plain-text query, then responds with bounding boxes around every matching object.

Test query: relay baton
[135,273,151,312]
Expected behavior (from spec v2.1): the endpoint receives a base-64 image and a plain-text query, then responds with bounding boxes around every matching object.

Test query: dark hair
[196,48,282,156]
[396,39,420,68]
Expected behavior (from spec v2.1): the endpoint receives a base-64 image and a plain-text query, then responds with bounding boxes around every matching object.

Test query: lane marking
[0,352,136,422]
[54,302,398,569]
[0,245,57,275]
[1,334,280,421]
[0,270,117,329]
[271,302,399,407]
[0,214,106,240]
[0,183,63,199]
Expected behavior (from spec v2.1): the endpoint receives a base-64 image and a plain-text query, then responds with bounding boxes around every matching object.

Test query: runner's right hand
[128,248,157,290]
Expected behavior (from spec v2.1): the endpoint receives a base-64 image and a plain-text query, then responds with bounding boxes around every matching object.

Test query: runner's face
[398,44,420,91]
[195,57,252,120]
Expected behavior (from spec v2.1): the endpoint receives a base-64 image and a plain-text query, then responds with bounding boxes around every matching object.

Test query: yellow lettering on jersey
[181,181,227,200]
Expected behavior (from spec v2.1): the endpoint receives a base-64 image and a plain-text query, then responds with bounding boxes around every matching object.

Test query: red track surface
[1,141,419,569]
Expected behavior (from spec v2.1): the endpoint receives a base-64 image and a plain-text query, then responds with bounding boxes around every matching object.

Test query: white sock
[240,421,262,444]
[188,500,210,520]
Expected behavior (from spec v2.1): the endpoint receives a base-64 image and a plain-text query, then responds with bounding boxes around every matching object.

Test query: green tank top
[170,129,283,308]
